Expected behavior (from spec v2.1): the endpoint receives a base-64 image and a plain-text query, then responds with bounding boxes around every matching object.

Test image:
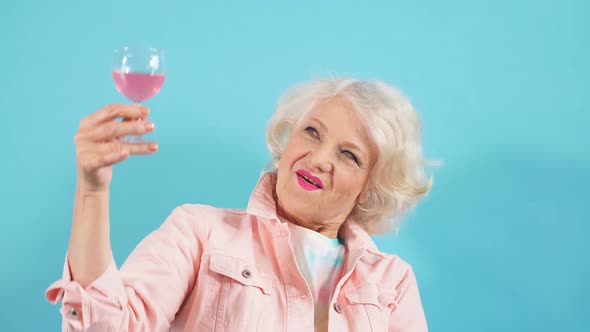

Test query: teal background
[1,0,588,330]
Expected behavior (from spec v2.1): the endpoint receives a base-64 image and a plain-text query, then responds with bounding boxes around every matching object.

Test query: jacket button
[242,269,252,278]
[66,307,80,320]
[333,302,342,314]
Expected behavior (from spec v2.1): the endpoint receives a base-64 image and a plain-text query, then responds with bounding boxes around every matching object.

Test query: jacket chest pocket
[342,283,397,331]
[207,254,273,332]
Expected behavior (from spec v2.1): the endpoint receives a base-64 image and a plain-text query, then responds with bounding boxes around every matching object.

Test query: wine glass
[112,46,166,142]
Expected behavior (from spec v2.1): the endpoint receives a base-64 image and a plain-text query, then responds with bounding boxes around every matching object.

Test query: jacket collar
[246,171,378,252]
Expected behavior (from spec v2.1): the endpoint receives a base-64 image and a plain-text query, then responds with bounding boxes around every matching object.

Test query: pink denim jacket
[46,172,428,331]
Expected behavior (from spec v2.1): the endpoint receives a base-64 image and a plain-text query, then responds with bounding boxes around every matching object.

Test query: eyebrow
[308,117,367,157]
[309,117,328,132]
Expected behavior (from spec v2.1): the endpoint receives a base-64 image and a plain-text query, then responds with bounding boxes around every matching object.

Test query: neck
[275,200,343,239]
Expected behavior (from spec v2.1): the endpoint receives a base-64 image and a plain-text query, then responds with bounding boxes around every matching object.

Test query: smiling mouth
[296,174,321,191]
[299,173,320,187]
[295,169,323,190]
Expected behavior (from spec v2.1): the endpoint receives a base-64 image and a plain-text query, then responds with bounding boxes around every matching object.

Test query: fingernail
[140,107,149,116]
[145,122,155,130]
[149,143,158,152]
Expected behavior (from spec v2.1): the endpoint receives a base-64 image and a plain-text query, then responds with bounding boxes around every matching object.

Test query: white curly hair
[265,78,436,234]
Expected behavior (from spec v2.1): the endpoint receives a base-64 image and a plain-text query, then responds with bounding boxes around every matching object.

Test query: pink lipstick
[296,169,323,191]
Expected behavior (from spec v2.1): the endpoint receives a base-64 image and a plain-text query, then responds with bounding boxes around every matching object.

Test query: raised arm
[46,104,207,330]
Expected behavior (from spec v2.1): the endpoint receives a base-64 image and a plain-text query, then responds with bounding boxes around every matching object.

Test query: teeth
[301,174,317,186]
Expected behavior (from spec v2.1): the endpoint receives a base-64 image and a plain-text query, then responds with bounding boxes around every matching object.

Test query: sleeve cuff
[45,252,125,330]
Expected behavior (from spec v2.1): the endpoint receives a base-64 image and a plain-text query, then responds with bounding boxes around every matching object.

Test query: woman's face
[275,95,376,234]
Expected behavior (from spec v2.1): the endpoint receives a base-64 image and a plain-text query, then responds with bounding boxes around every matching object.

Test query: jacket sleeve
[45,205,208,332]
[388,266,429,332]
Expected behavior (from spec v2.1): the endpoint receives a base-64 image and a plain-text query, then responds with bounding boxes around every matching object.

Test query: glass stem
[135,102,142,122]
[128,102,144,143]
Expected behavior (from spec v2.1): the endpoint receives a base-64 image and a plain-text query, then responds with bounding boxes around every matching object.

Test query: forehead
[304,95,366,135]
[303,95,375,151]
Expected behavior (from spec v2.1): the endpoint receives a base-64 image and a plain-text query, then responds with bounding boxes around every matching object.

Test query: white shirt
[287,222,345,331]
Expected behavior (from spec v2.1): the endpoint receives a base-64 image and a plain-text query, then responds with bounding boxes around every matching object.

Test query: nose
[308,146,333,174]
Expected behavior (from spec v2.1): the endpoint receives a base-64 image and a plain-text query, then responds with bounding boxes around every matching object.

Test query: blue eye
[341,149,361,166]
[305,126,320,138]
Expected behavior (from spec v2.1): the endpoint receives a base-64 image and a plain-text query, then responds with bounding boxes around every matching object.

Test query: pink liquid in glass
[112,71,166,103]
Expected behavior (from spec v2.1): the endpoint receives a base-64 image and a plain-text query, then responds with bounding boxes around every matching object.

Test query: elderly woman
[46,78,433,332]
